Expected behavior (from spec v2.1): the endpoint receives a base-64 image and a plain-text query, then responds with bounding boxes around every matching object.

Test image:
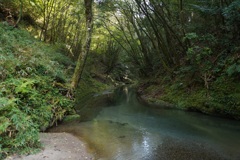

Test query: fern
[15,79,35,94]
[0,21,74,157]
[0,117,10,134]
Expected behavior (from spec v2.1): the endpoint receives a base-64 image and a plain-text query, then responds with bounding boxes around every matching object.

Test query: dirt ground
[5,133,95,160]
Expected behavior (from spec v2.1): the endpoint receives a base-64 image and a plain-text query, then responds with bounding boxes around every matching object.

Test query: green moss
[140,75,240,119]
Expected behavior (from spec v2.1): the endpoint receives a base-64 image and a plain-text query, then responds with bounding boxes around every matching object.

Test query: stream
[49,87,240,160]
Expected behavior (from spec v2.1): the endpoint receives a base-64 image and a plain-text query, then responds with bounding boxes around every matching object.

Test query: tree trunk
[15,0,23,27]
[70,0,93,89]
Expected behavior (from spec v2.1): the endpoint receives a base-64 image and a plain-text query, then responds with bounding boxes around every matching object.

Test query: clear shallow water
[49,88,240,160]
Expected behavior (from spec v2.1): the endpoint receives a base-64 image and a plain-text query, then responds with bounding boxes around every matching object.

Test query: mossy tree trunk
[71,0,93,90]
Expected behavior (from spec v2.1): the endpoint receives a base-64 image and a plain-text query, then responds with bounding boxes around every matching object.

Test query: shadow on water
[49,86,240,160]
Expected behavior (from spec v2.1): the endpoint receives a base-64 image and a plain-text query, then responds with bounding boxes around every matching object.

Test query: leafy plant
[226,63,240,77]
[0,23,74,157]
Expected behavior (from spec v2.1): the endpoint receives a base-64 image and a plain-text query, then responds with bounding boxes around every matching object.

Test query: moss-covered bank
[0,24,75,159]
[138,75,240,120]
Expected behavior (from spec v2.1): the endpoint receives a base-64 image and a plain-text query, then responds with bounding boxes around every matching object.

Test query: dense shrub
[0,23,74,158]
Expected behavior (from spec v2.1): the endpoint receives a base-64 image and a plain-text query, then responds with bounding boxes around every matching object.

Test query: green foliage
[0,98,40,159]
[0,24,74,157]
[226,63,240,77]
[223,1,240,32]
[101,40,121,74]
[183,32,198,41]
[158,75,240,119]
[187,46,212,65]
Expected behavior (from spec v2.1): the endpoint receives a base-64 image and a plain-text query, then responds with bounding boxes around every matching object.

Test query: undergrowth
[140,75,240,119]
[0,23,74,159]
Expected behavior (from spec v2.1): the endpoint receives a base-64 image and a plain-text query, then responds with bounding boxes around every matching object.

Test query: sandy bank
[6,133,94,160]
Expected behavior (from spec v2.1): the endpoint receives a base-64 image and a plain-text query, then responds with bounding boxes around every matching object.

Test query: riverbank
[0,23,76,157]
[5,133,94,160]
[137,76,240,120]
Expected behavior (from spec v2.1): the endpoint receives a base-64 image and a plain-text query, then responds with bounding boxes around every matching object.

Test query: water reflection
[49,88,240,160]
